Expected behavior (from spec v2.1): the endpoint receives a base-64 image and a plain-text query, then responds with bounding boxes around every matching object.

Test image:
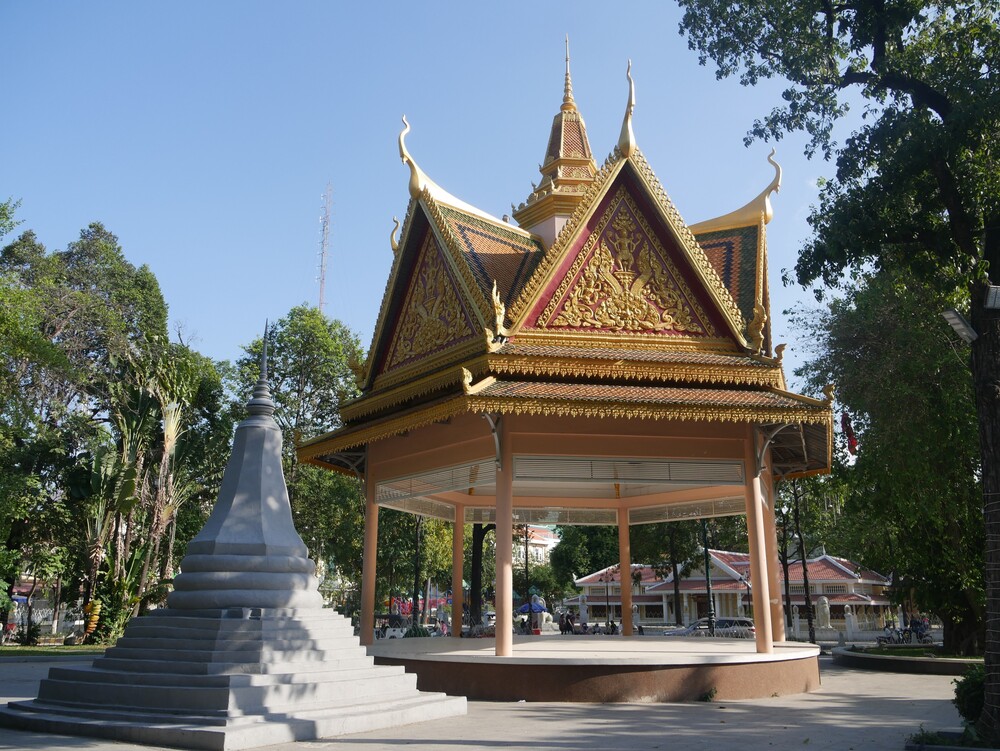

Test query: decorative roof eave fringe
[342,347,788,424]
[370,335,486,394]
[485,356,785,388]
[340,363,480,422]
[297,392,832,460]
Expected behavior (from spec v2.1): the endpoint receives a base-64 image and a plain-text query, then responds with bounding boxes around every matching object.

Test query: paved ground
[0,655,961,751]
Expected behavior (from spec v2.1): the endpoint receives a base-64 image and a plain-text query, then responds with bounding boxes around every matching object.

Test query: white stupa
[0,344,466,750]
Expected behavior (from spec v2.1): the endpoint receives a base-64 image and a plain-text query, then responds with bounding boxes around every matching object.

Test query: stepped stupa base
[0,608,466,751]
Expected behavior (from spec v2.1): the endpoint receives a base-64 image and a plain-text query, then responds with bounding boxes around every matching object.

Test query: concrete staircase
[0,607,465,750]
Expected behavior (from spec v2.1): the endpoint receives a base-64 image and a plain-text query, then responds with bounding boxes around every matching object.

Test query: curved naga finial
[398,115,428,199]
[617,59,637,158]
[688,149,785,234]
[390,216,400,254]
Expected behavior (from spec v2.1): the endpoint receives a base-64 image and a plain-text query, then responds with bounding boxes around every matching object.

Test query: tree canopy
[678,1,1000,735]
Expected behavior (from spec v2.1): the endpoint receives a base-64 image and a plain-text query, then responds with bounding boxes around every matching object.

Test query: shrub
[16,621,41,646]
[953,664,985,724]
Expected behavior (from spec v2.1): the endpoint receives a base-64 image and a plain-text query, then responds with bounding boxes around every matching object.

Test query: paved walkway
[0,655,961,750]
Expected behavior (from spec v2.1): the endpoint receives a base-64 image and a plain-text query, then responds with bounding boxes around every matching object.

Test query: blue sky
[2,3,844,388]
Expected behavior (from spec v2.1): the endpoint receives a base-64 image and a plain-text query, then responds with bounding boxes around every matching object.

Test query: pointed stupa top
[512,36,598,233]
[167,327,322,610]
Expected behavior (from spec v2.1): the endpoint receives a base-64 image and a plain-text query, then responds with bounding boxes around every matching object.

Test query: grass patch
[907,726,996,748]
[0,645,105,657]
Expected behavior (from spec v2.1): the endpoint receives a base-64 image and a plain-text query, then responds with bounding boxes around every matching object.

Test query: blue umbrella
[516,602,547,614]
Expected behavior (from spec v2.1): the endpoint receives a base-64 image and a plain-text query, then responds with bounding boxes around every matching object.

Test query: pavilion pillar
[617,516,633,635]
[761,470,786,642]
[744,427,774,654]
[494,418,514,657]
[451,507,464,638]
[360,467,379,647]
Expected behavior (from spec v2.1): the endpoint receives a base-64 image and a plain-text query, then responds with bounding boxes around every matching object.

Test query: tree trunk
[972,274,1000,740]
[469,523,494,626]
[793,480,816,643]
[668,526,683,626]
[411,516,422,628]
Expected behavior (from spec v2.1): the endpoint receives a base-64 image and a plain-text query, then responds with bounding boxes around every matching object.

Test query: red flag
[841,412,858,455]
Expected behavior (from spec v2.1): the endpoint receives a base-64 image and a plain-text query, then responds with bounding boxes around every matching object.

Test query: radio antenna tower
[317,183,332,313]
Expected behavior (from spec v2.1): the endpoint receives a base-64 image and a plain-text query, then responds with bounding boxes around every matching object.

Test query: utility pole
[317,183,332,313]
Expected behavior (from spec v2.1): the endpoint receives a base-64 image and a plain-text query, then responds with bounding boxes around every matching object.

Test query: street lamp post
[741,575,752,619]
[598,569,615,632]
[701,519,715,637]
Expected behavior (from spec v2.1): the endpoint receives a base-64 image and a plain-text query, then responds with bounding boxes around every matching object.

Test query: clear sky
[2,2,843,388]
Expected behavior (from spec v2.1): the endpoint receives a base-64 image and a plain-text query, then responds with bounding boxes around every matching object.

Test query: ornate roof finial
[617,59,637,158]
[688,149,783,234]
[247,321,276,417]
[563,35,575,108]
[398,115,428,199]
[390,216,400,254]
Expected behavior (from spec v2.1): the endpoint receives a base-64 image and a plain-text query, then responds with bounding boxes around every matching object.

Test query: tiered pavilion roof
[299,47,833,657]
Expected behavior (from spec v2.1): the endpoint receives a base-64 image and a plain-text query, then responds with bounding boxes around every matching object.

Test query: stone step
[0,691,467,750]
[121,621,354,641]
[101,642,368,664]
[92,653,374,675]
[111,633,359,652]
[36,668,417,713]
[46,662,407,690]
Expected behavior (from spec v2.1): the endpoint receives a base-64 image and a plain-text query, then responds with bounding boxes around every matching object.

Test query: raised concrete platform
[369,635,820,702]
[0,608,466,750]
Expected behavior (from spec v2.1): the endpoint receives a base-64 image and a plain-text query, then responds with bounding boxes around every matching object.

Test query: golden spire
[562,35,574,109]
[512,39,598,232]
[617,60,637,158]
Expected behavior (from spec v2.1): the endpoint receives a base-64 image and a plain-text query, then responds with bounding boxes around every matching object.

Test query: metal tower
[318,183,332,313]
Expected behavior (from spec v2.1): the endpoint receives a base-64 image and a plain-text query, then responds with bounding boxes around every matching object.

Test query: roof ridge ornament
[617,60,637,158]
[689,149,783,234]
[399,115,428,199]
[390,216,400,254]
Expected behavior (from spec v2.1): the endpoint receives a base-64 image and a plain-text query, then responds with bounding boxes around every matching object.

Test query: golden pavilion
[298,50,833,659]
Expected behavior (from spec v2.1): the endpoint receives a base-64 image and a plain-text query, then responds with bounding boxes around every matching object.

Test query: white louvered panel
[513,456,744,485]
[377,459,495,504]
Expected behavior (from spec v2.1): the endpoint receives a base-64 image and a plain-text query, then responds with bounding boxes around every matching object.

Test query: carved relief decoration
[536,188,718,337]
[384,232,477,371]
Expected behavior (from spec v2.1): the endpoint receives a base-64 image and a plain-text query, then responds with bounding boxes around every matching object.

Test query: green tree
[631,521,701,626]
[549,525,618,591]
[793,269,983,651]
[677,3,1000,735]
[0,224,169,635]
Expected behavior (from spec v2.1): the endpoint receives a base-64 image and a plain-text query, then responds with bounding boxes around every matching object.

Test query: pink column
[618,516,633,636]
[744,427,774,654]
[360,468,379,647]
[761,469,786,642]
[451,507,464,638]
[494,418,514,656]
